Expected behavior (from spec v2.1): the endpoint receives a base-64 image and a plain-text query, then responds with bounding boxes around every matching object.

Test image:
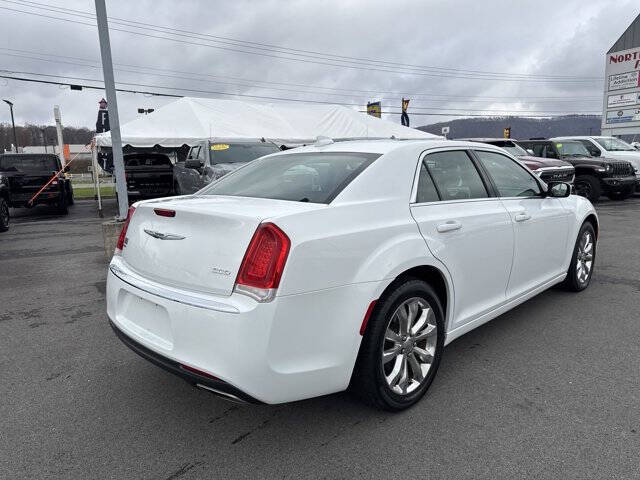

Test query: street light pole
[3,99,18,152]
[94,0,129,220]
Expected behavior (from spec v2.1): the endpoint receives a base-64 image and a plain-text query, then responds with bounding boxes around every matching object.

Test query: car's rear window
[124,155,172,167]
[200,152,380,203]
[209,143,280,164]
[0,155,57,172]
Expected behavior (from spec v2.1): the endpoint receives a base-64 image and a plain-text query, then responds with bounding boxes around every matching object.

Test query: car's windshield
[208,142,280,164]
[200,152,379,203]
[554,141,591,157]
[0,155,58,172]
[485,141,529,156]
[594,137,636,151]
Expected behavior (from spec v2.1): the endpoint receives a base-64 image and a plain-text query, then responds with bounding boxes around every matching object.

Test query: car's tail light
[234,222,290,302]
[114,206,136,255]
[154,208,176,217]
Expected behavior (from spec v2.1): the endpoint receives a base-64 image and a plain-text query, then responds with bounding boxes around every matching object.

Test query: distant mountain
[416,115,602,140]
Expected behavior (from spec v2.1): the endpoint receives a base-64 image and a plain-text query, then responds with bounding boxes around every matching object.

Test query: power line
[0,49,603,108]
[0,71,603,115]
[0,1,603,84]
[6,0,603,81]
[8,0,601,79]
[0,46,604,102]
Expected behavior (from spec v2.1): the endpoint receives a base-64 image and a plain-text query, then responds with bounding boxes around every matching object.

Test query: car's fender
[560,194,598,268]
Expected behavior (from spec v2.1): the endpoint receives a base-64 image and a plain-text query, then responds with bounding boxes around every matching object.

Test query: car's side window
[475,150,541,197]
[579,140,600,157]
[543,145,559,159]
[415,162,440,203]
[423,150,488,201]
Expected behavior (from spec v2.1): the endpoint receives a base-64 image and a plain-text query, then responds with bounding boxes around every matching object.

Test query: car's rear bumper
[108,319,262,403]
[106,257,378,404]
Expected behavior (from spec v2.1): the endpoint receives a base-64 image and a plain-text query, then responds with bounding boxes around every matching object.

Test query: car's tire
[0,197,9,232]
[607,188,633,201]
[350,278,445,411]
[56,192,69,215]
[174,181,182,196]
[560,221,596,292]
[574,175,601,202]
[67,186,75,205]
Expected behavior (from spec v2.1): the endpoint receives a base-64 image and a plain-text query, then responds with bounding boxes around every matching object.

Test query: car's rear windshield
[200,152,380,203]
[124,155,172,167]
[208,143,280,164]
[0,155,57,172]
[484,141,529,156]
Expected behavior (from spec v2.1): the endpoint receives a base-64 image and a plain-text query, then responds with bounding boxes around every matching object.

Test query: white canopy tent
[94,97,439,147]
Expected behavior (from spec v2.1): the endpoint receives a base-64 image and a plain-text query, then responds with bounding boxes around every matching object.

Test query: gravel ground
[1,197,639,479]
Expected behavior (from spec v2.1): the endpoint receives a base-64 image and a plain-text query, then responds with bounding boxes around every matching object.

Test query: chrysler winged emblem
[144,229,186,240]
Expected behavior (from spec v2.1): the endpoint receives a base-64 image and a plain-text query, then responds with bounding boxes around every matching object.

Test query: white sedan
[107,139,598,410]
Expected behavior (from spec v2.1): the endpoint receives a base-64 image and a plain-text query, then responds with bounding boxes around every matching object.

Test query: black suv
[0,154,74,227]
[517,139,636,202]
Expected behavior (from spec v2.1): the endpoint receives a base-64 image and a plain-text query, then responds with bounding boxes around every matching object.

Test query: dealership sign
[602,46,640,134]
[607,92,640,108]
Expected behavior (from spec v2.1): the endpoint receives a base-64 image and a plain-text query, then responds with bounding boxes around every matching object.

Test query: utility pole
[53,105,65,165]
[95,0,128,220]
[3,99,18,152]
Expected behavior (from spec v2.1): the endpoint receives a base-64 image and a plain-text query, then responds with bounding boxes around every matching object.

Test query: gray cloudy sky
[0,0,638,129]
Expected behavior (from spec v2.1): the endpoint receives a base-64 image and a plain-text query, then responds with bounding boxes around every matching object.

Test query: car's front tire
[574,175,601,202]
[561,222,596,292]
[351,279,445,411]
[0,197,9,232]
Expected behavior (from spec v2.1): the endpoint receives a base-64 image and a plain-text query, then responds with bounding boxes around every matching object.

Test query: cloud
[0,0,637,129]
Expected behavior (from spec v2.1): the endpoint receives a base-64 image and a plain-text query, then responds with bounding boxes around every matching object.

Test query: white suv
[553,136,640,192]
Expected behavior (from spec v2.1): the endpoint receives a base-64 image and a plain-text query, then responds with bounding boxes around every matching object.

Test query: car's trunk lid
[122,195,324,296]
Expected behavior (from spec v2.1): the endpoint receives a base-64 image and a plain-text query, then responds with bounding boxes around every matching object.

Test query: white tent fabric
[94,97,438,147]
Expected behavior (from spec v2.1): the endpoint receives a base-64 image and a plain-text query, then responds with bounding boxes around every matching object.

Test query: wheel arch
[583,213,599,239]
[372,263,453,334]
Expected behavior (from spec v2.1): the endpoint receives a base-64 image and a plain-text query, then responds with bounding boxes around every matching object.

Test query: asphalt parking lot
[2,197,640,479]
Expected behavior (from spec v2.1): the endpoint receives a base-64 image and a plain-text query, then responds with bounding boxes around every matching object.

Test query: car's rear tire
[574,175,601,203]
[174,181,182,196]
[67,186,75,205]
[350,278,445,411]
[607,187,633,201]
[56,192,69,215]
[0,197,9,232]
[560,222,596,292]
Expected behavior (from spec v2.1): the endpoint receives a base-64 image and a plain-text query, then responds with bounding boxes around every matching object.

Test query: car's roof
[277,138,506,156]
[456,138,516,143]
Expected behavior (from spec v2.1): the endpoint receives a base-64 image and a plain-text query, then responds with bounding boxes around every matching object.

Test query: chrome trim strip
[196,384,247,403]
[109,260,239,314]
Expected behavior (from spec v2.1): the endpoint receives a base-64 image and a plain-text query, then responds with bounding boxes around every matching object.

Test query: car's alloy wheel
[351,279,444,411]
[575,230,594,286]
[561,221,596,292]
[382,297,437,395]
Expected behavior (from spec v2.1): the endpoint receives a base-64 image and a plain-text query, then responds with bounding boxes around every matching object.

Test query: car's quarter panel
[107,262,382,403]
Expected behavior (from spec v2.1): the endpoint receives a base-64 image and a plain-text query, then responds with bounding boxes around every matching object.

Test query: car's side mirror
[547,182,571,198]
[592,150,601,157]
[527,149,535,156]
[184,159,204,169]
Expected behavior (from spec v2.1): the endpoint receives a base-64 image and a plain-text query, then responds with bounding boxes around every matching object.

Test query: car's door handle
[436,221,462,233]
[514,213,531,222]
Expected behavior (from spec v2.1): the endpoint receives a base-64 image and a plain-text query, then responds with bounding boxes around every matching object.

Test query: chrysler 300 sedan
[107,139,598,410]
